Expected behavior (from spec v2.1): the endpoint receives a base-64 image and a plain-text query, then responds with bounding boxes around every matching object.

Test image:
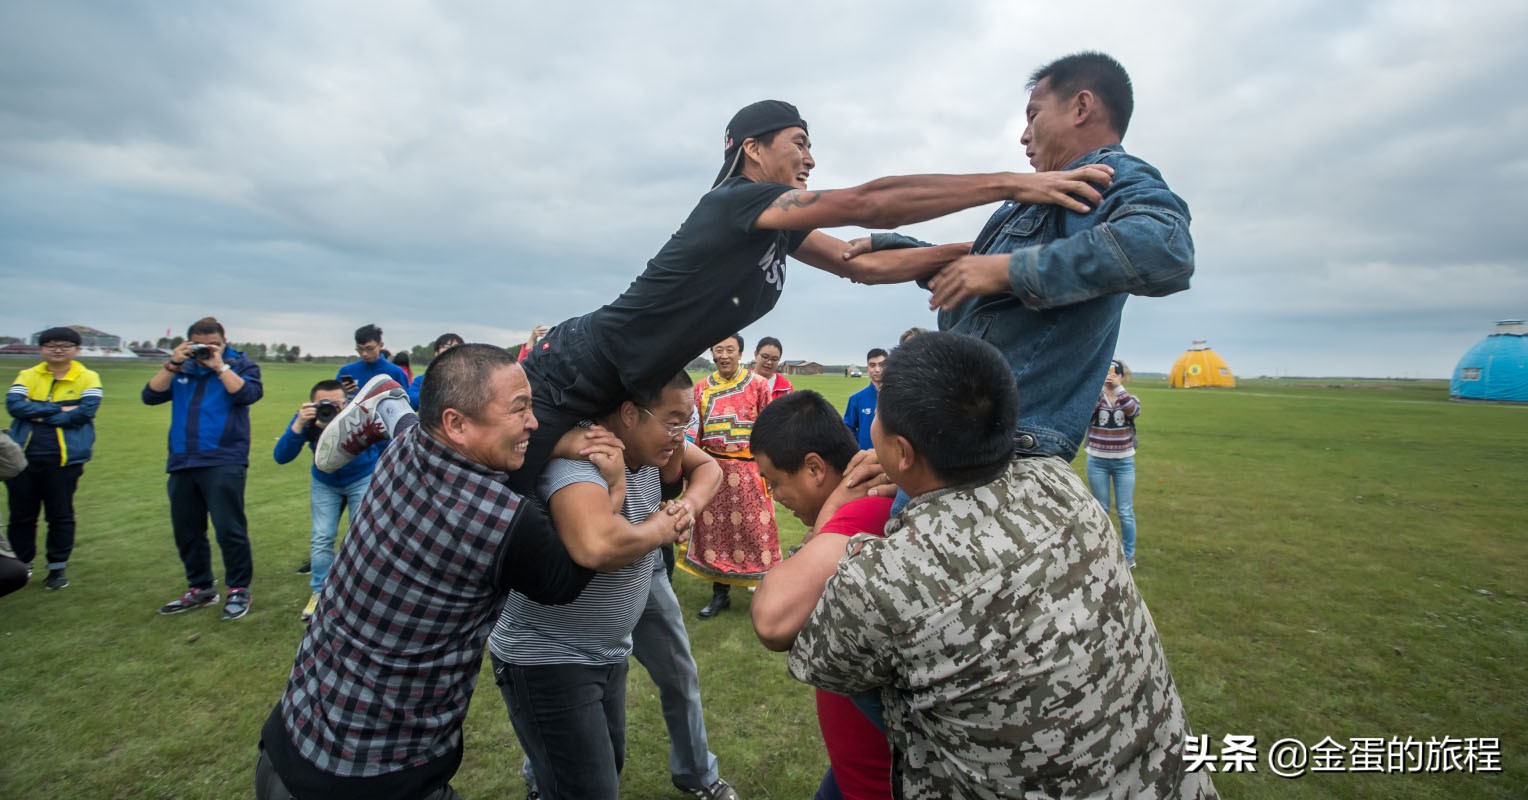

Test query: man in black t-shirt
[505,100,1115,495]
[318,100,1113,500]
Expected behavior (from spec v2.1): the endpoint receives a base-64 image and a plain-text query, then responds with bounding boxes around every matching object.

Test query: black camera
[313,400,341,425]
[187,343,214,361]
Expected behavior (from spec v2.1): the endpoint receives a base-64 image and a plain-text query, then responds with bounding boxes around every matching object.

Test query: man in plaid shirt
[255,344,674,800]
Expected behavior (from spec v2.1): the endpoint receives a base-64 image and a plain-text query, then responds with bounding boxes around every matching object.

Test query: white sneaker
[314,375,405,472]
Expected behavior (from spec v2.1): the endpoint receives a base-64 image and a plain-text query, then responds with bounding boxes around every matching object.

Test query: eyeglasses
[755,353,780,363]
[639,407,688,439]
[41,343,78,351]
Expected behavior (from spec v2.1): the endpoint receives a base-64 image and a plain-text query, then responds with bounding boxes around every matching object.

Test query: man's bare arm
[752,166,1112,232]
[549,482,691,573]
[752,532,854,651]
[793,231,971,285]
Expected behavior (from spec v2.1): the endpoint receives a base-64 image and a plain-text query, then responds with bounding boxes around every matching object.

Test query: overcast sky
[3,1,1525,378]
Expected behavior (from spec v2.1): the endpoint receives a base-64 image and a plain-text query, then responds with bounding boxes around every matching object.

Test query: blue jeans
[1086,455,1136,560]
[631,562,720,791]
[309,473,372,593]
[495,657,629,800]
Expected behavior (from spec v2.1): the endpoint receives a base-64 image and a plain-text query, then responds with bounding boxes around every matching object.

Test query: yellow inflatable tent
[1170,340,1236,388]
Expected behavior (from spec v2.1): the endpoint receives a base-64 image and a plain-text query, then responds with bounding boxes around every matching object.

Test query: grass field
[0,362,1524,799]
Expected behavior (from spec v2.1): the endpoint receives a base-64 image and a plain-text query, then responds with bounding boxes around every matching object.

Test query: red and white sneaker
[315,375,405,472]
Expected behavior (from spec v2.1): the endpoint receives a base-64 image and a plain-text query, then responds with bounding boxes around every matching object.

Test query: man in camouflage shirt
[789,333,1216,799]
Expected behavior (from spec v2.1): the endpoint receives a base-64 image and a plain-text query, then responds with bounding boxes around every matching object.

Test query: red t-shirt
[814,495,895,799]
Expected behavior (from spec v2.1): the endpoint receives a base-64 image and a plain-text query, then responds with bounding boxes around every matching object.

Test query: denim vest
[879,145,1193,459]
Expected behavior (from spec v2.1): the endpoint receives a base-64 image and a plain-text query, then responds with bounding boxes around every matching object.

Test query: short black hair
[37,326,81,346]
[187,316,224,339]
[717,334,744,352]
[433,332,464,353]
[878,332,1018,485]
[309,379,343,399]
[1028,51,1134,137]
[755,336,783,354]
[354,324,383,345]
[751,390,859,474]
[419,343,518,434]
[866,348,888,362]
[631,371,694,409]
[392,351,411,368]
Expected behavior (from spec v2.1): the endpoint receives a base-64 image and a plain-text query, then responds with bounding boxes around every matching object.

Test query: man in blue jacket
[845,51,1194,469]
[337,324,409,396]
[143,316,263,620]
[841,348,886,451]
[274,380,385,622]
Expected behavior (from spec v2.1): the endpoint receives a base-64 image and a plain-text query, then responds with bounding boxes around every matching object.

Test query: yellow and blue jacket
[6,361,103,466]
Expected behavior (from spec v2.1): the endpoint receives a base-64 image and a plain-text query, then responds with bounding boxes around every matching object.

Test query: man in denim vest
[848,51,1193,465]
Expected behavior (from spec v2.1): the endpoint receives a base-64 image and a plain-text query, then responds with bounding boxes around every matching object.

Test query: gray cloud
[2,0,1524,378]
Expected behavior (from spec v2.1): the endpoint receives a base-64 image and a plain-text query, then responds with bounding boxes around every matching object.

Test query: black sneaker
[23,562,33,578]
[158,586,219,615]
[684,778,740,800]
[44,569,69,590]
[222,587,251,620]
[295,560,312,575]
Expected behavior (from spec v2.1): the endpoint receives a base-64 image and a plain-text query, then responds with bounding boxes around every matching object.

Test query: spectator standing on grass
[0,433,33,597]
[274,380,386,622]
[407,333,464,410]
[841,348,886,451]
[1086,359,1141,568]
[143,316,263,620]
[788,333,1216,798]
[751,336,793,402]
[336,324,408,396]
[6,326,102,591]
[680,335,779,620]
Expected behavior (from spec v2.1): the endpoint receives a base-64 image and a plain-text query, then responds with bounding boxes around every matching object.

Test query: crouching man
[787,332,1217,799]
[254,344,689,800]
[487,371,740,800]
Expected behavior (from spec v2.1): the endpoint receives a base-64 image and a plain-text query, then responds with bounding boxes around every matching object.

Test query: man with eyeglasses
[486,371,742,800]
[336,324,409,397]
[6,326,103,591]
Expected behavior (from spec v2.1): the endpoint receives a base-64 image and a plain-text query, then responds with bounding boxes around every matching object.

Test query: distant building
[30,325,122,350]
[781,360,823,376]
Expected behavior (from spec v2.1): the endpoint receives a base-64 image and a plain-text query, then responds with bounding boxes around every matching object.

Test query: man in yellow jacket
[6,326,103,590]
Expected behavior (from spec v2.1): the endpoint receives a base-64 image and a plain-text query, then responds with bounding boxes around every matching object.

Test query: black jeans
[5,461,84,568]
[253,750,464,800]
[510,313,627,496]
[167,464,252,590]
[493,656,629,800]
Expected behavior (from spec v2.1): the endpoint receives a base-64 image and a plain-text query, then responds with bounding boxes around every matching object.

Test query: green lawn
[0,363,1523,799]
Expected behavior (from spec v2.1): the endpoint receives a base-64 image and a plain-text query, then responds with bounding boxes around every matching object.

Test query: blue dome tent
[1450,320,1528,403]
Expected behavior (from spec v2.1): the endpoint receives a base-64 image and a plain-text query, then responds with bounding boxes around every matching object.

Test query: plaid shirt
[275,423,532,778]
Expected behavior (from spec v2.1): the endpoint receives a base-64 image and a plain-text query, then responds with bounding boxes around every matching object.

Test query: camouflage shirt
[789,455,1217,799]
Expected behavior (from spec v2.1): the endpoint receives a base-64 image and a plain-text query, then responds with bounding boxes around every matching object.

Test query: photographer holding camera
[142,316,263,620]
[274,380,385,622]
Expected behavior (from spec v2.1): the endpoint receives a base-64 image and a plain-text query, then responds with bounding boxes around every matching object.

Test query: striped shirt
[488,457,661,666]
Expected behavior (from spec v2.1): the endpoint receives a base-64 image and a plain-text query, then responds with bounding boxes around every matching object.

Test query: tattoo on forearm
[773,190,823,211]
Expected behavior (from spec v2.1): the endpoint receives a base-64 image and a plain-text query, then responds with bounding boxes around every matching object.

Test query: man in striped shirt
[487,370,734,800]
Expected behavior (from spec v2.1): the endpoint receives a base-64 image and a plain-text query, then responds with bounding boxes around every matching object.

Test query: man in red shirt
[750,391,893,800]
